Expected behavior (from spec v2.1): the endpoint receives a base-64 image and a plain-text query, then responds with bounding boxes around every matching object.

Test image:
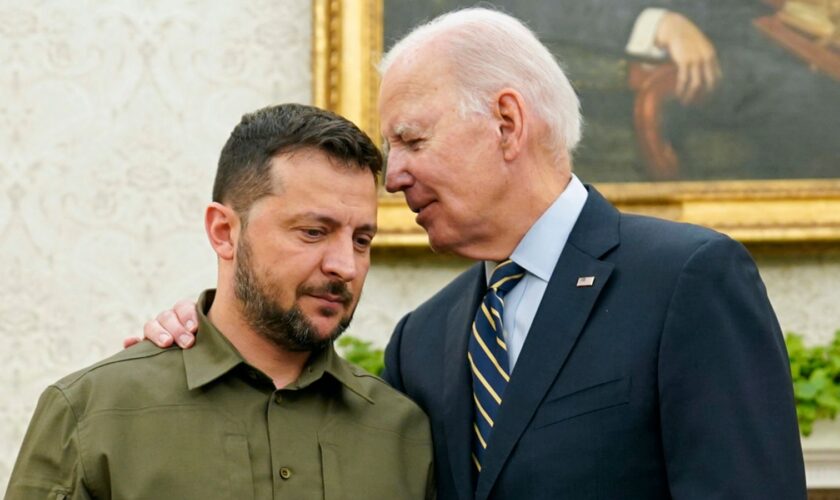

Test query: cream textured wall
[757,254,840,342]
[3,0,840,493]
[0,0,311,489]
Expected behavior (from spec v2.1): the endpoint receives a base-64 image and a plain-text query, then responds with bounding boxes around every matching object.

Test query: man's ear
[205,202,238,261]
[494,88,526,161]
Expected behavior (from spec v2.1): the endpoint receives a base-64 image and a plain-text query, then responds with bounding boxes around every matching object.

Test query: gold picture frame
[312,0,840,250]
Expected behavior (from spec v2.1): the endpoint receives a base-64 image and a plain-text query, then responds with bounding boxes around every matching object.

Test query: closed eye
[300,227,327,240]
[404,138,423,151]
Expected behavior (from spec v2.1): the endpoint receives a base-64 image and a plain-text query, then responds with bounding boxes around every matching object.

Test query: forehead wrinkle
[287,211,377,233]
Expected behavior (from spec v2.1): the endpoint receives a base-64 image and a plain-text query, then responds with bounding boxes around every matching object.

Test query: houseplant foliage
[787,330,840,436]
[339,332,837,436]
[337,336,385,376]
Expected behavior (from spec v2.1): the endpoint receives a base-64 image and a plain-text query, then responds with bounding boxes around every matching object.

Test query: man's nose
[384,150,413,193]
[321,237,358,282]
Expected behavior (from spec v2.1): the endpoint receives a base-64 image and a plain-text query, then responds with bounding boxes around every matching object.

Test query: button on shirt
[5,290,434,500]
[484,174,588,370]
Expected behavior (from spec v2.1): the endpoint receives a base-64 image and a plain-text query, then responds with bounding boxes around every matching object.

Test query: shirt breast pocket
[79,406,254,499]
[531,376,631,430]
[318,421,431,500]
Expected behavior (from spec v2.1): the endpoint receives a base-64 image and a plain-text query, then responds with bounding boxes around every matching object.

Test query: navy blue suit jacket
[383,187,805,499]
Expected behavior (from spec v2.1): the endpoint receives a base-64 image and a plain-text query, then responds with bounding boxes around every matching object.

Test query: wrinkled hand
[123,299,199,349]
[655,12,721,104]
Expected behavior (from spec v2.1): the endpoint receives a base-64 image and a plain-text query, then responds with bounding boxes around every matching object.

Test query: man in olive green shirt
[6,104,433,499]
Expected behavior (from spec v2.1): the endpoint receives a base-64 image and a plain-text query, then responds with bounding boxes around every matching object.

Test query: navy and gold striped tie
[469,259,525,474]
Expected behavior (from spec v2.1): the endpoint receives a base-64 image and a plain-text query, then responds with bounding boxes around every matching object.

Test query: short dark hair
[213,103,382,214]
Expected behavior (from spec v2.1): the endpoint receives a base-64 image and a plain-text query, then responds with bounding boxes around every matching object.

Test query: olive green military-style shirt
[6,291,434,499]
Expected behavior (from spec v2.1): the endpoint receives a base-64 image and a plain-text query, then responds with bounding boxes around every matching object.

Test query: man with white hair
[143,8,805,499]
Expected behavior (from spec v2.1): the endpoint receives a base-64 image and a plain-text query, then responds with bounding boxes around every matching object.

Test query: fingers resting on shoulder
[124,298,199,350]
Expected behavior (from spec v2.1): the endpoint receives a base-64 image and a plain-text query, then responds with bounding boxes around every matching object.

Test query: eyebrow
[290,212,377,234]
[393,123,422,137]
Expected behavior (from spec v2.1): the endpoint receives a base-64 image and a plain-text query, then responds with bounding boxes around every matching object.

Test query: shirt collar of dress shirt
[184,289,373,403]
[485,174,589,283]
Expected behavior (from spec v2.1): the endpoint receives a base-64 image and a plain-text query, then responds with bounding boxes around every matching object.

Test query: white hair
[379,7,582,155]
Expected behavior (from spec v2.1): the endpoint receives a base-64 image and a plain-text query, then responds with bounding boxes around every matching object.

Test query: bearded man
[5,104,433,500]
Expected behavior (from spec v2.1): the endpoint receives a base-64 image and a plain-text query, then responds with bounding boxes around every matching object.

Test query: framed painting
[313,0,840,249]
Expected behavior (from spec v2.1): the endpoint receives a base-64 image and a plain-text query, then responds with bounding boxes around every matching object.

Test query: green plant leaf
[795,380,820,400]
[787,330,840,436]
[336,335,385,376]
[816,394,840,412]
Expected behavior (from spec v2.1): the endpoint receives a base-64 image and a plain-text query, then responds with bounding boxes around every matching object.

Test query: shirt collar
[292,337,375,404]
[485,174,588,282]
[183,290,244,390]
[184,289,373,403]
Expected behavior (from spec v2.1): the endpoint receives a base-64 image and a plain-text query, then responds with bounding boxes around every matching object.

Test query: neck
[460,163,572,261]
[208,285,311,389]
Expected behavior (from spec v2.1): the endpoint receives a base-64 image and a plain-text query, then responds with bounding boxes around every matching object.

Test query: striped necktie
[469,259,525,474]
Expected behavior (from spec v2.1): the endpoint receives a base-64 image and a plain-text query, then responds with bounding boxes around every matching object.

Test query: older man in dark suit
[375,8,804,499]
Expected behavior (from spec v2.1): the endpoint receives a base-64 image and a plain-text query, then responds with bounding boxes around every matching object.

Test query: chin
[303,311,337,333]
[426,229,459,254]
[428,230,492,261]
[309,308,353,337]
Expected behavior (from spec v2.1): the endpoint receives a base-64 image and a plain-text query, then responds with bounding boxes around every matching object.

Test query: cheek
[349,261,370,294]
[268,256,324,292]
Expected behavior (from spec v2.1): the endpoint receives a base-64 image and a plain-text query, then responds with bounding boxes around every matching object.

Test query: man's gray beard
[233,235,353,352]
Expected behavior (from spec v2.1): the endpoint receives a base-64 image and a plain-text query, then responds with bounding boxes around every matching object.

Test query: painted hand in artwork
[655,11,722,104]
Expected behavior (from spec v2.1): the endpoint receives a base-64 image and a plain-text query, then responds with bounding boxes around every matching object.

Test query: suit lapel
[475,187,620,500]
[443,263,485,500]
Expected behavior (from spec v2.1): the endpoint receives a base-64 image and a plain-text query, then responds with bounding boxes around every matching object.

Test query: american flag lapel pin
[576,276,595,287]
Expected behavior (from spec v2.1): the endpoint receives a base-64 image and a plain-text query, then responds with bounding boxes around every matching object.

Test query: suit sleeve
[658,236,806,499]
[5,386,92,500]
[382,313,411,393]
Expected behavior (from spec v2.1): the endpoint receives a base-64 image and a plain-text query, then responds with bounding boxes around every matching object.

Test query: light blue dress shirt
[484,174,588,371]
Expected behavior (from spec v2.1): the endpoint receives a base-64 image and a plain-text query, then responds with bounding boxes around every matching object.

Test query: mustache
[298,280,353,305]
